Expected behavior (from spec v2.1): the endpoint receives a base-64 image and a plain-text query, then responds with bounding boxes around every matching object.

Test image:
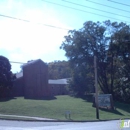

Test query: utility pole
[94,56,99,119]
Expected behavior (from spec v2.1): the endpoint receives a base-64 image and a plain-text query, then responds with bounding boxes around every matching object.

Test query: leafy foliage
[60,20,130,102]
[48,60,72,79]
[0,55,16,98]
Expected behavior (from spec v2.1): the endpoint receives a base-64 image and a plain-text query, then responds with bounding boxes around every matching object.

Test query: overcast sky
[0,0,130,73]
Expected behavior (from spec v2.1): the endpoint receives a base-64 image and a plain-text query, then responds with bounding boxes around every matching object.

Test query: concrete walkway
[0,114,55,121]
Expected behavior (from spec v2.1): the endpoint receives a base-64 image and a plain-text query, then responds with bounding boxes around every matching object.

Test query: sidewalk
[0,114,55,121]
[0,114,126,122]
[0,114,99,122]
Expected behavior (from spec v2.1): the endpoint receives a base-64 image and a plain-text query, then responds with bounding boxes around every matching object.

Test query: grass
[0,95,130,121]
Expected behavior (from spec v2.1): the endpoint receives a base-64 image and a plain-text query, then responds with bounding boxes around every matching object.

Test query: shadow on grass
[73,95,93,103]
[24,96,57,100]
[114,101,130,114]
[0,97,17,102]
[65,114,73,121]
[73,94,130,115]
[99,108,124,115]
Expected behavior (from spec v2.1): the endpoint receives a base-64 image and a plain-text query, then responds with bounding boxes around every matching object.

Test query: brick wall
[12,77,24,97]
[49,84,68,96]
[23,59,50,99]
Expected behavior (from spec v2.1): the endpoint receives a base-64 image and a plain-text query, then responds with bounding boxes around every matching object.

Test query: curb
[0,117,129,122]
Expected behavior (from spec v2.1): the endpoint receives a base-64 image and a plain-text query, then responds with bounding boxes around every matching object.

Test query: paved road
[0,120,128,130]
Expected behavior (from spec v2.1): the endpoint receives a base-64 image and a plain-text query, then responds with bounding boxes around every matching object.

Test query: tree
[60,20,130,102]
[108,22,130,102]
[60,21,110,96]
[48,60,72,79]
[0,55,15,98]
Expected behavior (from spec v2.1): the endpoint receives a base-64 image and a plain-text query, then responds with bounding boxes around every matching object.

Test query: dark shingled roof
[48,79,70,85]
[22,59,46,68]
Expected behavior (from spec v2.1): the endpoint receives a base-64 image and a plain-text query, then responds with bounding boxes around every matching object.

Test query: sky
[0,0,130,73]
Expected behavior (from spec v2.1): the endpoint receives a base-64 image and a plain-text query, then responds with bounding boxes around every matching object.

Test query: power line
[10,61,25,64]
[62,0,130,19]
[0,60,25,64]
[108,0,130,7]
[0,14,70,31]
[42,0,130,23]
[85,0,130,13]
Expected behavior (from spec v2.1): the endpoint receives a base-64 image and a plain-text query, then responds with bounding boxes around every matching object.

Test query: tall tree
[60,20,130,102]
[61,21,109,96]
[108,22,130,102]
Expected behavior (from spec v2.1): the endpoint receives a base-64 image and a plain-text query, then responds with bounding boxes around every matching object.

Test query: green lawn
[0,95,130,121]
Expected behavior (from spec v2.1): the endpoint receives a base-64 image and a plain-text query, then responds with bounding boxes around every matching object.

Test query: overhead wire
[85,0,130,13]
[42,0,130,23]
[62,0,130,19]
[10,61,26,64]
[0,60,25,64]
[108,0,130,7]
[0,14,70,31]
[0,0,130,30]
[0,1,129,68]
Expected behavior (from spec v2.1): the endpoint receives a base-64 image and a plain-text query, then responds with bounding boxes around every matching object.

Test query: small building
[13,59,69,98]
[49,79,69,95]
[12,77,24,97]
[22,59,50,99]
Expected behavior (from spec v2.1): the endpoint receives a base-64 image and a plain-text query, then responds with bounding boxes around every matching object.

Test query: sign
[65,110,71,119]
[98,94,111,108]
[93,94,114,109]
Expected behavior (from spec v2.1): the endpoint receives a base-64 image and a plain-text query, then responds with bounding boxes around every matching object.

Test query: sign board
[93,94,114,109]
[98,94,111,108]
[65,111,71,119]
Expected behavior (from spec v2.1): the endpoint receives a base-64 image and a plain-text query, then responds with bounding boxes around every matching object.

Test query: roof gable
[22,59,46,68]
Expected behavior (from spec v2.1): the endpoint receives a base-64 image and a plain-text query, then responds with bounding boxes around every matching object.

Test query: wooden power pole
[94,56,99,119]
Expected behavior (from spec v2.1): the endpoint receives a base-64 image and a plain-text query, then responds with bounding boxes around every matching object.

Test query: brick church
[12,59,69,98]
